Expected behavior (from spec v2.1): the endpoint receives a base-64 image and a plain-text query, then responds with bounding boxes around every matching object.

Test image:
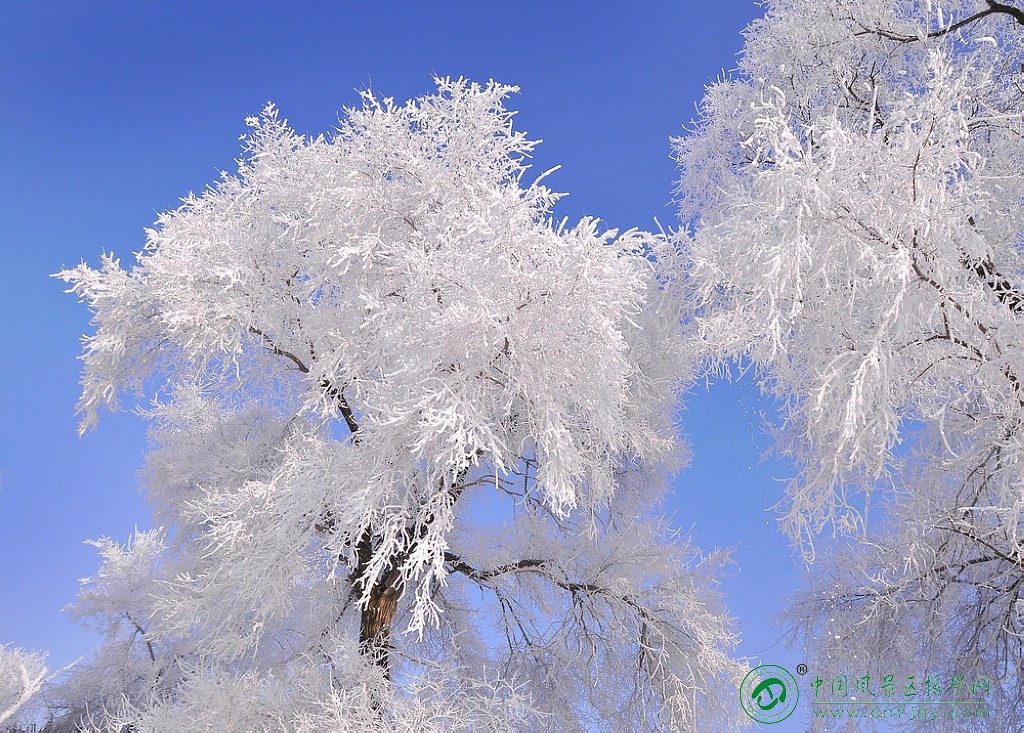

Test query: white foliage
[677,0,1024,548]
[0,645,47,726]
[54,78,743,730]
[90,664,542,733]
[677,1,1024,728]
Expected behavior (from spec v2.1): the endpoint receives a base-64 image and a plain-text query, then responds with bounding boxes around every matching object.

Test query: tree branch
[970,256,1024,315]
[321,379,360,435]
[857,2,1023,43]
[986,0,1024,27]
[444,552,546,581]
[248,326,310,373]
[248,326,362,435]
[123,613,157,664]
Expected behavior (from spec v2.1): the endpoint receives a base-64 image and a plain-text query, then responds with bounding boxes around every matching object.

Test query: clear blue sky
[1,2,822,728]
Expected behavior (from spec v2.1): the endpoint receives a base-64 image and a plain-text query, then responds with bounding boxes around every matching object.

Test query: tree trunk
[358,573,402,680]
[351,475,465,681]
[354,531,403,682]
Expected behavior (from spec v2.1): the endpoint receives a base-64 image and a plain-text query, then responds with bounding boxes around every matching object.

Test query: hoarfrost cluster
[678,0,1024,727]
[46,78,745,730]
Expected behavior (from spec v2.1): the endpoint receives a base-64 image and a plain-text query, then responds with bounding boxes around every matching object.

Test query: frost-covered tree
[677,0,1024,727]
[55,78,745,731]
[0,645,47,727]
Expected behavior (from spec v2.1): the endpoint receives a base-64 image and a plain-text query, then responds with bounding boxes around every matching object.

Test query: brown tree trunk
[349,473,467,682]
[353,529,403,682]
[358,572,403,680]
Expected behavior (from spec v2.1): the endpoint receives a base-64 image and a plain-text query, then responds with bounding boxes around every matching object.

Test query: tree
[0,645,47,727]
[54,78,745,731]
[676,0,1024,727]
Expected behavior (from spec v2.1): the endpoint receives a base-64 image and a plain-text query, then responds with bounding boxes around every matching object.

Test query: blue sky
[0,1,825,727]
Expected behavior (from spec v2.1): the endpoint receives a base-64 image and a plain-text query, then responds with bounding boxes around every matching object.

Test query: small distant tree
[677,0,1023,728]
[55,78,745,731]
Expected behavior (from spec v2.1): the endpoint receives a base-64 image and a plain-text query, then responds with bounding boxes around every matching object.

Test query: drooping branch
[443,547,709,706]
[856,1,1024,43]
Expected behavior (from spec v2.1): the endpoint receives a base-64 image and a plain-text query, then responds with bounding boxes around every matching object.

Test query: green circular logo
[740,665,799,724]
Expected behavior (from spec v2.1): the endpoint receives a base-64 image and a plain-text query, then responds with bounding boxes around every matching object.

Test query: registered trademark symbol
[796,663,808,676]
